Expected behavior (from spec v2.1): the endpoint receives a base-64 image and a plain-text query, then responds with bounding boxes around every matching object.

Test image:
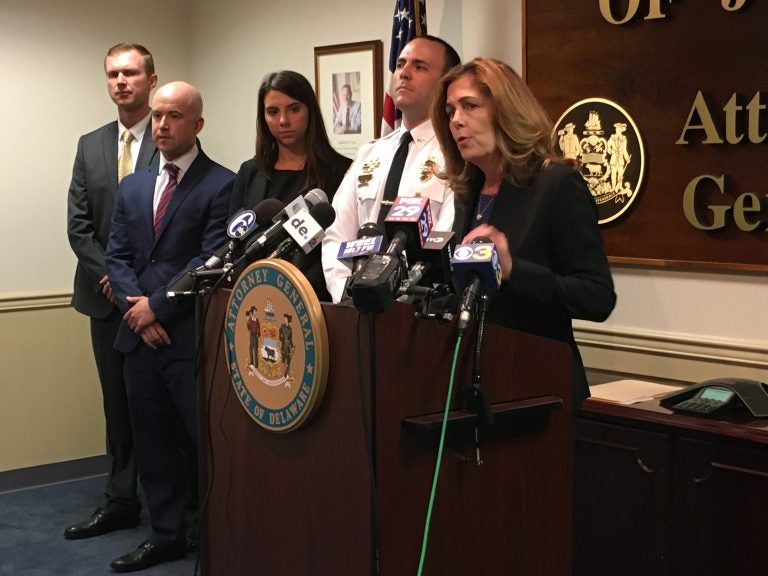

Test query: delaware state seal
[554,98,645,225]
[224,259,329,432]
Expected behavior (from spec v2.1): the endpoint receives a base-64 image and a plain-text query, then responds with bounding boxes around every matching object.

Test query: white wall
[599,268,768,344]
[0,0,524,296]
[0,0,189,296]
[181,0,523,175]
[0,0,763,380]
[182,0,768,381]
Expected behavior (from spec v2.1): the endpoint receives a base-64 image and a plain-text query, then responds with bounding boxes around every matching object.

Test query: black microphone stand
[460,293,494,464]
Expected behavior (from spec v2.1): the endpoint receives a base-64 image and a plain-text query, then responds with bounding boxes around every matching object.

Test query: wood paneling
[525,2,768,272]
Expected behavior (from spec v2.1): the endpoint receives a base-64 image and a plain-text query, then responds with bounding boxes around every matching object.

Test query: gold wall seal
[554,98,645,225]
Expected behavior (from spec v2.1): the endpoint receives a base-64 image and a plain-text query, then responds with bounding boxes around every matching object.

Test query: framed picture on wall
[314,40,383,160]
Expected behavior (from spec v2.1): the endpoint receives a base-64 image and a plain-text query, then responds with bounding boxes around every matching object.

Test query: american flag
[381,0,427,136]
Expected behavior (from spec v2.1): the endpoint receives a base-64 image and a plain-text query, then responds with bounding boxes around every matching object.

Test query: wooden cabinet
[673,437,768,575]
[575,399,768,576]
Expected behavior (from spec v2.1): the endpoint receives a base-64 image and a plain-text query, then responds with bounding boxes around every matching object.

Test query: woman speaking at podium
[431,57,616,406]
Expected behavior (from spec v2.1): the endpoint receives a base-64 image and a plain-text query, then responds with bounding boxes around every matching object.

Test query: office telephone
[660,377,768,418]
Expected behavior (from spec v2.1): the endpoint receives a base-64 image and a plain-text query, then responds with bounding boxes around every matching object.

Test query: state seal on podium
[224,259,329,432]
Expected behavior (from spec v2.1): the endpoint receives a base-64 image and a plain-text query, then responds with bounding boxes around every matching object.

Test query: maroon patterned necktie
[154,163,179,237]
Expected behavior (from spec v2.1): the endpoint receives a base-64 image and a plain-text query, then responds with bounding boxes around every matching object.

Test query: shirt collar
[158,145,199,181]
[118,112,151,143]
[402,119,435,149]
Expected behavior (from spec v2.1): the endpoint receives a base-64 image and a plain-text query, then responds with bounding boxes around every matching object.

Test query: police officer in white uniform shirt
[322,35,461,303]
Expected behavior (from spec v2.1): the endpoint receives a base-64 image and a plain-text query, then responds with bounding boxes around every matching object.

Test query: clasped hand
[124,296,171,349]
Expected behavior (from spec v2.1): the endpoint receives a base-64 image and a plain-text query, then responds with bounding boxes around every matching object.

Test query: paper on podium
[589,379,681,405]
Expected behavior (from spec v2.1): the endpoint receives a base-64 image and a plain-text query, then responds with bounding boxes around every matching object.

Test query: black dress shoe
[64,508,140,540]
[110,541,186,573]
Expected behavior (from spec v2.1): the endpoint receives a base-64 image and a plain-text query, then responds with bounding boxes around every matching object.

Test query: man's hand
[139,322,171,349]
[124,295,158,333]
[99,275,115,303]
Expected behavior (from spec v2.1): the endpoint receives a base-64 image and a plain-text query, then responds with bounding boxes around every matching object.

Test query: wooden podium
[199,292,573,576]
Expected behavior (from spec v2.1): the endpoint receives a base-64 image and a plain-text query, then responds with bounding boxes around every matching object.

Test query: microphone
[383,196,433,257]
[348,199,432,313]
[403,261,430,290]
[450,237,502,335]
[166,267,231,300]
[203,198,284,269]
[337,223,385,275]
[272,188,328,223]
[244,199,333,261]
[338,223,385,301]
[268,203,337,260]
[400,230,456,293]
[166,269,196,299]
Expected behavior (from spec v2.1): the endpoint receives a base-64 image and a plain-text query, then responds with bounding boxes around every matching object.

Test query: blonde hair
[431,57,561,202]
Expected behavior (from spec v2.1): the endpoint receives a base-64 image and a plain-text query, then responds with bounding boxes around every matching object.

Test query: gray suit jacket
[67,120,157,318]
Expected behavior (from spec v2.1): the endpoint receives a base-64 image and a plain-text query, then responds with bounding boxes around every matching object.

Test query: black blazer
[67,120,157,318]
[454,163,616,405]
[228,155,352,302]
[227,156,351,216]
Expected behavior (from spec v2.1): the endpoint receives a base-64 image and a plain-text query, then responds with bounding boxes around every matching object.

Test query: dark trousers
[90,309,140,515]
[124,344,198,545]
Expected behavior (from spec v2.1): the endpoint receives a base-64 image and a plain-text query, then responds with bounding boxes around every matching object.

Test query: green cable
[416,334,462,575]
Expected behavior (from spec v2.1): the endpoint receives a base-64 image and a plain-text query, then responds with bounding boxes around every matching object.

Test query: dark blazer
[228,156,352,302]
[105,151,234,358]
[68,120,157,318]
[454,163,616,405]
[227,156,351,216]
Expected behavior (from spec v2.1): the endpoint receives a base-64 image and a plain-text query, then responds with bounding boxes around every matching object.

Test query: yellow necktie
[117,130,135,183]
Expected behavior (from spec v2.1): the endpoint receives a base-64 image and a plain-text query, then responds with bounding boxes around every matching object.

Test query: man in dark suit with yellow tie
[65,43,158,541]
[106,80,234,572]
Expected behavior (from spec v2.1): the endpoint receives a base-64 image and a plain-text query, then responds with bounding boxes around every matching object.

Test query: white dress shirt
[117,113,151,173]
[321,120,455,303]
[152,146,199,217]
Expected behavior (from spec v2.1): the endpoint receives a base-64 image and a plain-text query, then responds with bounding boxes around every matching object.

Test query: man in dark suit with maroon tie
[105,80,234,572]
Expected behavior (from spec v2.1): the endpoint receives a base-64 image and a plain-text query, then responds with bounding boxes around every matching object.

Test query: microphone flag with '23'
[450,238,502,335]
[203,198,284,269]
[349,197,432,312]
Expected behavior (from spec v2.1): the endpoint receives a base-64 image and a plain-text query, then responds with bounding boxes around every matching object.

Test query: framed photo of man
[314,40,383,160]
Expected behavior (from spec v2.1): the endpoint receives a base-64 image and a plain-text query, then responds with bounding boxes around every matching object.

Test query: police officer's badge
[419,157,438,183]
[357,158,381,188]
